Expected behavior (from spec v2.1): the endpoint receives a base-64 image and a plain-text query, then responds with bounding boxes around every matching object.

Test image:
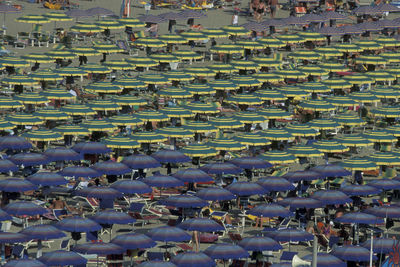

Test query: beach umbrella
[184,67,215,77]
[298,99,335,112]
[0,232,28,243]
[303,253,345,267]
[231,60,260,71]
[275,69,308,79]
[365,206,400,219]
[112,95,146,105]
[343,74,374,85]
[356,40,383,50]
[288,50,321,60]
[239,236,282,252]
[371,106,400,118]
[183,84,215,96]
[80,120,118,132]
[0,160,18,173]
[88,100,122,111]
[222,25,251,36]
[108,115,144,127]
[315,47,343,57]
[321,78,352,89]
[258,37,285,48]
[143,174,184,188]
[161,194,208,208]
[164,71,194,82]
[259,108,292,120]
[0,119,14,130]
[380,51,400,63]
[257,176,295,191]
[56,216,101,232]
[160,107,193,119]
[341,184,380,196]
[332,245,377,262]
[284,124,319,137]
[60,104,96,116]
[81,64,111,74]
[0,57,29,67]
[279,86,309,99]
[173,50,203,61]
[372,87,400,99]
[156,127,193,138]
[234,112,268,125]
[135,37,166,48]
[204,243,249,260]
[363,130,396,143]
[151,54,179,63]
[112,233,156,250]
[73,142,111,154]
[335,43,363,53]
[173,168,212,183]
[138,262,177,267]
[126,57,158,69]
[209,80,239,91]
[54,125,90,136]
[132,132,168,144]
[95,20,124,30]
[172,252,215,267]
[225,94,263,106]
[278,197,323,208]
[201,28,229,38]
[210,44,244,54]
[276,34,305,44]
[4,259,45,267]
[350,91,379,104]
[92,161,131,175]
[27,172,67,186]
[248,203,293,218]
[180,31,207,41]
[158,88,192,99]
[236,40,265,50]
[9,153,49,167]
[55,67,87,76]
[138,73,169,85]
[40,89,74,99]
[102,60,134,70]
[299,65,330,76]
[311,164,352,177]
[45,49,77,60]
[4,201,47,216]
[312,140,349,153]
[16,14,50,24]
[227,181,266,196]
[200,162,242,175]
[180,144,218,157]
[20,224,65,256]
[38,250,87,266]
[76,186,123,200]
[196,187,235,201]
[255,90,286,101]
[13,93,49,105]
[86,82,123,94]
[270,228,313,242]
[327,96,356,107]
[283,170,325,182]
[340,158,378,172]
[367,152,400,166]
[91,210,135,225]
[43,12,72,22]
[22,129,63,142]
[336,212,384,224]
[313,190,352,205]
[206,138,245,152]
[152,150,190,163]
[147,226,191,242]
[361,238,396,254]
[21,53,53,64]
[70,22,102,33]
[121,154,160,169]
[309,119,342,130]
[261,151,297,164]
[230,157,271,169]
[111,179,152,195]
[0,97,23,109]
[334,113,366,126]
[208,117,243,129]
[183,121,218,134]
[59,166,100,178]
[179,218,225,232]
[73,242,124,261]
[368,179,400,190]
[252,57,282,68]
[0,136,32,150]
[0,178,37,192]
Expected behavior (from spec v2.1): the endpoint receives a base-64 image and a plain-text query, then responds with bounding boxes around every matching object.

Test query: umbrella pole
[37,239,42,258]
[369,229,373,267]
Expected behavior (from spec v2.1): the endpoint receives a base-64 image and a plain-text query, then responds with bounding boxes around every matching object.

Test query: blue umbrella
[365,206,400,219]
[204,243,249,260]
[9,153,49,167]
[20,224,65,240]
[257,176,295,191]
[56,216,101,232]
[58,166,101,178]
[4,201,47,216]
[147,226,191,242]
[73,142,111,154]
[152,150,191,163]
[368,179,400,190]
[341,185,380,196]
[39,250,87,266]
[143,174,184,188]
[335,212,384,224]
[138,262,177,267]
[172,252,215,267]
[73,241,124,255]
[283,170,324,182]
[92,160,131,175]
[161,195,208,208]
[196,187,235,201]
[248,204,293,218]
[271,264,291,267]
[200,162,242,174]
[331,245,377,262]
[227,182,266,196]
[173,168,213,183]
[91,210,135,225]
[239,236,282,251]
[361,238,396,254]
[311,164,352,177]
[86,7,114,16]
[0,208,11,221]
[4,259,46,267]
[278,197,323,208]
[303,253,346,267]
[312,190,353,205]
[111,179,152,194]
[0,178,37,192]
[230,157,272,169]
[179,218,225,232]
[27,172,67,186]
[0,159,18,173]
[111,233,156,250]
[76,186,122,199]
[44,147,82,161]
[0,232,28,243]
[270,228,314,242]
[122,154,161,169]
[0,136,32,150]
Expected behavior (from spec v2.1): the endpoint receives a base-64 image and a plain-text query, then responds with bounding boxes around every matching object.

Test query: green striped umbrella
[261,128,294,141]
[160,106,193,118]
[156,127,193,138]
[255,90,287,101]
[299,82,331,93]
[276,34,305,44]
[285,124,319,137]
[44,12,72,22]
[102,60,134,70]
[151,54,179,63]
[201,28,229,38]
[356,40,383,50]
[308,119,342,130]
[258,107,292,119]
[0,57,29,67]
[30,70,63,82]
[279,86,309,98]
[21,129,63,142]
[88,100,121,111]
[3,75,37,86]
[221,25,251,36]
[0,119,15,130]
[363,130,397,143]
[297,31,325,41]
[287,145,323,158]
[233,132,271,146]
[334,113,366,126]
[112,96,147,106]
[184,84,215,95]
[376,37,399,47]
[95,20,124,30]
[336,135,373,148]
[184,102,219,114]
[319,62,350,73]
[134,38,166,48]
[209,80,238,91]
[312,140,349,153]
[16,14,50,24]
[159,34,187,44]
[158,88,193,99]
[183,121,218,133]
[125,57,158,68]
[335,43,363,53]
[206,138,245,151]
[380,52,400,63]
[386,68,400,77]
[350,91,380,103]
[298,66,329,76]
[54,67,87,76]
[209,117,243,129]
[342,74,374,85]
[85,82,123,94]
[258,37,285,48]
[108,115,144,126]
[102,136,140,149]
[367,72,396,82]
[225,94,264,105]
[138,74,169,85]
[234,112,268,124]
[21,53,53,63]
[135,110,169,122]
[326,96,357,107]
[236,40,265,50]
[0,97,23,109]
[231,76,262,87]
[54,125,90,136]
[60,104,96,116]
[70,23,102,33]
[180,143,218,157]
[14,93,49,105]
[385,125,400,137]
[252,73,284,83]
[261,150,298,164]
[184,67,215,77]
[93,43,124,54]
[367,152,400,166]
[118,18,146,28]
[81,120,118,132]
[112,78,145,89]
[45,50,77,60]
[34,109,70,120]
[210,44,244,54]
[274,69,307,79]
[231,60,260,71]
[340,157,377,171]
[132,131,168,143]
[164,71,194,82]
[315,47,343,57]
[372,87,400,99]
[180,31,207,41]
[288,50,321,60]
[252,56,282,68]
[80,64,111,74]
[172,50,203,60]
[297,100,335,112]
[7,113,43,126]
[356,55,387,65]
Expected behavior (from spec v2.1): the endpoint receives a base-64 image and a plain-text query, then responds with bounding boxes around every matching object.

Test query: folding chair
[11,245,24,258]
[280,251,297,261]
[60,239,70,250]
[327,236,339,252]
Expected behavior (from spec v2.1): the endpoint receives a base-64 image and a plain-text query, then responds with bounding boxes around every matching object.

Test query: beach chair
[147,252,164,261]
[11,245,25,258]
[231,260,246,267]
[327,236,340,252]
[228,232,242,244]
[294,6,307,16]
[14,32,29,49]
[280,251,297,261]
[60,239,70,250]
[116,40,138,56]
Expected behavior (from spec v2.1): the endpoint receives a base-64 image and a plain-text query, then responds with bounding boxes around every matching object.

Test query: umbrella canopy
[261,151,297,164]
[73,142,111,154]
[361,238,397,254]
[231,157,271,169]
[336,212,383,224]
[91,161,131,175]
[311,164,351,177]
[172,252,215,267]
[138,262,177,267]
[111,233,156,250]
[76,186,122,199]
[4,259,46,267]
[9,153,49,167]
[331,245,377,262]
[173,168,213,183]
[278,197,322,208]
[122,154,160,169]
[368,179,400,190]
[312,190,352,205]
[0,160,18,173]
[269,228,314,242]
[204,243,249,260]
[111,179,152,195]
[38,250,87,266]
[56,216,101,232]
[364,206,400,219]
[302,253,346,267]
[239,236,282,251]
[227,181,266,196]
[4,201,47,216]
[22,129,63,142]
[27,172,67,186]
[0,136,31,150]
[248,203,293,218]
[257,176,295,191]
[283,170,324,182]
[0,178,37,192]
[161,195,208,208]
[339,158,378,171]
[179,218,225,232]
[147,226,191,242]
[152,150,191,163]
[58,166,100,178]
[200,162,242,175]
[180,144,218,158]
[73,242,124,255]
[20,224,65,240]
[143,175,184,188]
[91,210,135,225]
[196,187,235,201]
[341,184,380,196]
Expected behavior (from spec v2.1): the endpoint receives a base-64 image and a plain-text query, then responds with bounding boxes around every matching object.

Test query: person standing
[231,10,239,25]
[268,0,278,18]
